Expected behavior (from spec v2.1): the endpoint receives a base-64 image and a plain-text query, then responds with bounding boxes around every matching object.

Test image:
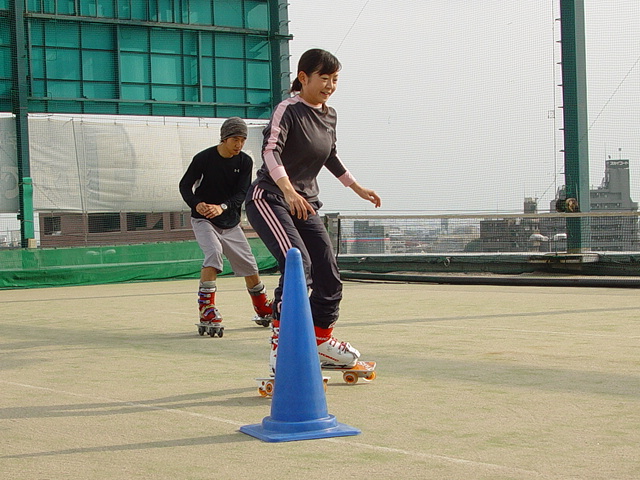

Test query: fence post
[559,0,591,252]
[10,0,35,248]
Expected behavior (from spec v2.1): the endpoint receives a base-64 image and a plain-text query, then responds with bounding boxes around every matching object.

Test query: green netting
[0,238,277,289]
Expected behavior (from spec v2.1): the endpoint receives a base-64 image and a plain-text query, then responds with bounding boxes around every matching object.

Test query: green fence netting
[0,238,277,289]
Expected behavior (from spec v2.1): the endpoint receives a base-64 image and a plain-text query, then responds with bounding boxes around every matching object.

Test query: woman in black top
[246,49,381,373]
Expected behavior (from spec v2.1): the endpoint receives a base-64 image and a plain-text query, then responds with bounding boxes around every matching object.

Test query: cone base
[240,414,361,443]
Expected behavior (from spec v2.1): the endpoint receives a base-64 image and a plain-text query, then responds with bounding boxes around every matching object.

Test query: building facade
[1,0,290,118]
[1,0,291,247]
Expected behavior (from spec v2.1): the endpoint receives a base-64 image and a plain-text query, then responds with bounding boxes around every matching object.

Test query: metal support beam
[269,0,293,104]
[559,0,590,252]
[10,0,35,248]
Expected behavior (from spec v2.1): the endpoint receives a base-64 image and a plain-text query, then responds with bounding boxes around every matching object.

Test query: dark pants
[246,186,342,329]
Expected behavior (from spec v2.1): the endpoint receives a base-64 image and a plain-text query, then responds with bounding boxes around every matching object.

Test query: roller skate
[255,319,279,397]
[255,320,336,397]
[195,284,224,338]
[316,327,376,385]
[248,282,273,327]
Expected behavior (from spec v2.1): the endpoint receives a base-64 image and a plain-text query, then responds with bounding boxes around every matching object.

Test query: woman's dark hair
[290,49,341,93]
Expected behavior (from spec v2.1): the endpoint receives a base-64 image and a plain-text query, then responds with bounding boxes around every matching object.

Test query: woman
[245,48,381,374]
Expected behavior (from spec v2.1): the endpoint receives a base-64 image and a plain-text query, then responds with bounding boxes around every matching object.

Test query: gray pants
[191,218,258,277]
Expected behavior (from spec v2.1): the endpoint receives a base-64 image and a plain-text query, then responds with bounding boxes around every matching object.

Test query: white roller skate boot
[256,319,331,396]
[315,327,360,368]
[268,319,280,376]
[254,319,280,397]
[248,282,273,327]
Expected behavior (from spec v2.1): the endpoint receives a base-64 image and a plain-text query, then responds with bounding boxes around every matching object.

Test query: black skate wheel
[198,326,205,336]
[217,328,224,338]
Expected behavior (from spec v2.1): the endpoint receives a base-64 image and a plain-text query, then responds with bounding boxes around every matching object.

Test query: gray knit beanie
[220,117,248,141]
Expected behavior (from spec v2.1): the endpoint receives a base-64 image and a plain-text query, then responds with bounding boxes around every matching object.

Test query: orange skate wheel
[258,388,269,397]
[364,371,376,381]
[343,372,359,384]
[264,380,274,396]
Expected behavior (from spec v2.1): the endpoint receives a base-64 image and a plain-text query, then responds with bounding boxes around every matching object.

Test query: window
[130,0,148,20]
[247,61,269,89]
[214,0,243,28]
[216,58,244,88]
[43,216,62,235]
[121,53,150,83]
[0,18,10,109]
[82,24,114,50]
[49,0,76,15]
[120,26,148,52]
[46,49,81,80]
[189,1,212,25]
[246,37,269,60]
[80,0,98,16]
[121,84,150,100]
[245,0,269,30]
[157,0,174,22]
[216,34,244,58]
[151,55,182,84]
[127,213,163,231]
[96,0,115,18]
[88,213,120,233]
[82,51,116,82]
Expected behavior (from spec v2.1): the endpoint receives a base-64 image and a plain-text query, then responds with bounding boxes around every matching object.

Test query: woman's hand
[283,190,315,220]
[350,182,381,208]
[276,177,316,220]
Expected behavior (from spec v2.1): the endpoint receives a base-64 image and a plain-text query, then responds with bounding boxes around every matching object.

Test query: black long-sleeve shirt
[179,146,252,229]
[253,95,355,202]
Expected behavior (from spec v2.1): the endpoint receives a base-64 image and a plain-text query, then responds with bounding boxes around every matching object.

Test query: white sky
[286,0,640,214]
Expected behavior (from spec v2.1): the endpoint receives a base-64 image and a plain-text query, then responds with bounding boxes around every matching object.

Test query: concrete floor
[1,276,639,479]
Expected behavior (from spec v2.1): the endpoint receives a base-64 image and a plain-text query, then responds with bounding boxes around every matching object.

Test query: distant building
[478,159,638,252]
[547,159,638,251]
[551,159,637,212]
[346,221,390,255]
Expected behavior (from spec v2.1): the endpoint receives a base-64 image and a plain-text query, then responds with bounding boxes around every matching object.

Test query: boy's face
[219,136,246,157]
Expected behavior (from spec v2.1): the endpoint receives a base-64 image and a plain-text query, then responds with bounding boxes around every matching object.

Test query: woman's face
[299,70,339,106]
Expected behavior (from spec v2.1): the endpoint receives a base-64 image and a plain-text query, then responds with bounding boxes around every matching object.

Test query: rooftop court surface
[1,275,639,479]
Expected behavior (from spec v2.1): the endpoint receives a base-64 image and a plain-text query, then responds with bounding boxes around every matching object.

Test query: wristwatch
[220,203,228,211]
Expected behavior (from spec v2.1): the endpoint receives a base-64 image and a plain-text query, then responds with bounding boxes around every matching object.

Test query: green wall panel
[10,0,282,116]
[0,239,277,289]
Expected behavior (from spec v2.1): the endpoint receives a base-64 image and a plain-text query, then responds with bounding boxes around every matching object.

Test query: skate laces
[328,337,355,354]
[270,326,279,350]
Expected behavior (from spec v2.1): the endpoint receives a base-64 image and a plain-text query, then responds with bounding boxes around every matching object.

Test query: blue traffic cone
[240,247,361,442]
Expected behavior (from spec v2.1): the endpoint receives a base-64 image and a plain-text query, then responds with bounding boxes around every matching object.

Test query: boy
[180,118,272,335]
